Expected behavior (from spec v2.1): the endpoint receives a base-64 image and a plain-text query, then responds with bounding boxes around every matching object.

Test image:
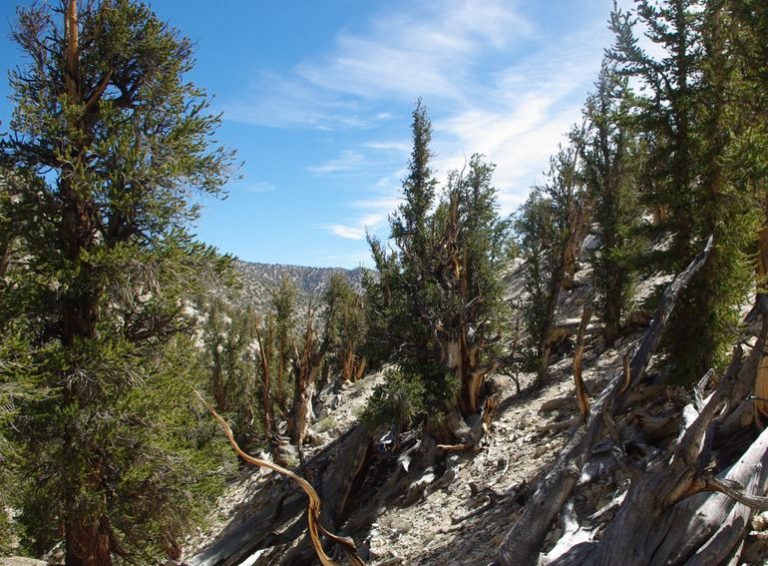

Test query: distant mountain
[233,261,370,314]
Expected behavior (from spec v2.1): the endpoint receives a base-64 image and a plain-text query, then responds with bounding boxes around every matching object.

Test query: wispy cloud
[325,212,389,241]
[224,74,374,130]
[226,0,615,238]
[296,0,532,103]
[365,140,411,154]
[308,150,368,175]
[431,24,610,213]
[224,0,532,128]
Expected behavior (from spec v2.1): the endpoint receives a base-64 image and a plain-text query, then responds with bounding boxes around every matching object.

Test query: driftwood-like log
[189,421,373,566]
[193,392,365,566]
[547,304,768,564]
[495,237,714,566]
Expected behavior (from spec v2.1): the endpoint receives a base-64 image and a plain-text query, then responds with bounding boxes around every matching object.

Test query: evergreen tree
[608,0,754,383]
[0,1,234,562]
[366,102,508,424]
[271,276,296,410]
[580,62,641,346]
[516,142,588,385]
[202,299,261,449]
[324,274,367,383]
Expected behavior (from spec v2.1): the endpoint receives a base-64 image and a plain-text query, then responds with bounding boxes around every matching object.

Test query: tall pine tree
[579,62,641,346]
[0,1,234,562]
[366,102,508,424]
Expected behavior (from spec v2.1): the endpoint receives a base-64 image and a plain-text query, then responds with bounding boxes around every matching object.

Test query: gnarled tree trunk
[496,237,714,566]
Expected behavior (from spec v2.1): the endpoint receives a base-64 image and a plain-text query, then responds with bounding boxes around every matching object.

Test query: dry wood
[195,392,365,566]
[549,309,768,565]
[495,236,714,566]
[573,306,592,420]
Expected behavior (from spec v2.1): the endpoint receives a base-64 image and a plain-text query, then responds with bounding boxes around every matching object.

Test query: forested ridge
[2,0,768,565]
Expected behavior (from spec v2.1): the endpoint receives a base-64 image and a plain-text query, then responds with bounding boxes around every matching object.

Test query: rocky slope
[233,261,368,314]
[183,256,630,564]
[186,245,768,566]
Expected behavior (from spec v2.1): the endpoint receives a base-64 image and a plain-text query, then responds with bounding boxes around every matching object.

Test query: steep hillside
[233,261,369,314]
[186,242,768,566]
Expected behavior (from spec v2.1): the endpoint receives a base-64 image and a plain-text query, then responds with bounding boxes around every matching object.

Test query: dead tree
[496,236,714,566]
[195,393,366,566]
[288,307,329,450]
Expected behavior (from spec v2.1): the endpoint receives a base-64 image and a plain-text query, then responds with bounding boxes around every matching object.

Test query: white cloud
[296,0,532,102]
[428,23,611,214]
[225,0,616,237]
[365,140,411,154]
[224,74,374,130]
[325,212,388,241]
[307,150,368,175]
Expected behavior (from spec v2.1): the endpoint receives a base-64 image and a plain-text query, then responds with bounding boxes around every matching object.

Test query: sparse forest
[2,0,768,565]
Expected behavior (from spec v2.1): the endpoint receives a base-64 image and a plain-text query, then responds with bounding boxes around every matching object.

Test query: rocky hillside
[233,260,369,314]
[185,241,768,566]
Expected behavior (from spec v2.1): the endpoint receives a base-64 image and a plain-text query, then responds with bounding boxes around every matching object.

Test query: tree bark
[65,514,111,566]
[188,425,373,566]
[496,237,713,566]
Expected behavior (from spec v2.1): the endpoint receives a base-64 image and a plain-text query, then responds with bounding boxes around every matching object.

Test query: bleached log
[495,237,713,566]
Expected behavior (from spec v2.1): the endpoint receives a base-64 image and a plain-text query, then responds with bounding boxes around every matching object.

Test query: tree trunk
[551,322,768,565]
[65,511,112,566]
[188,425,374,566]
[496,237,713,566]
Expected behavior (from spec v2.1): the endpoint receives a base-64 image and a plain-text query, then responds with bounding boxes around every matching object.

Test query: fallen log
[495,237,714,566]
[192,392,366,566]
[544,281,768,563]
[188,420,374,566]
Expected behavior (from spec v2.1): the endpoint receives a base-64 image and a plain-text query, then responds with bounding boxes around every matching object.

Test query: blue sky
[0,0,624,268]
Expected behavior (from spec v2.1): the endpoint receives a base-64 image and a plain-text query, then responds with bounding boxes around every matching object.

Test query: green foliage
[604,0,763,384]
[201,299,263,449]
[579,62,643,344]
[0,0,236,559]
[314,415,338,433]
[365,102,509,418]
[515,142,586,381]
[361,369,426,432]
[323,274,367,382]
[272,276,297,406]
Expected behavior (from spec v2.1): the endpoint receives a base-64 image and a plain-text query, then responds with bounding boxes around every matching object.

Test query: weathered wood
[189,424,373,566]
[495,237,713,566]
[193,393,366,566]
[573,306,592,420]
[549,311,768,566]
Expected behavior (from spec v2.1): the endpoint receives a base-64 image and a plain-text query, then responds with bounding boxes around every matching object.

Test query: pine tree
[324,273,367,383]
[366,102,508,424]
[580,62,641,346]
[608,0,753,383]
[0,1,234,562]
[272,276,297,410]
[517,141,588,385]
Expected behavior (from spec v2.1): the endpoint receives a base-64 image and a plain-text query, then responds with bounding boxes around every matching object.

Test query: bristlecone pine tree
[324,273,367,384]
[608,0,757,384]
[516,140,589,386]
[579,61,641,347]
[0,0,234,562]
[365,101,508,428]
